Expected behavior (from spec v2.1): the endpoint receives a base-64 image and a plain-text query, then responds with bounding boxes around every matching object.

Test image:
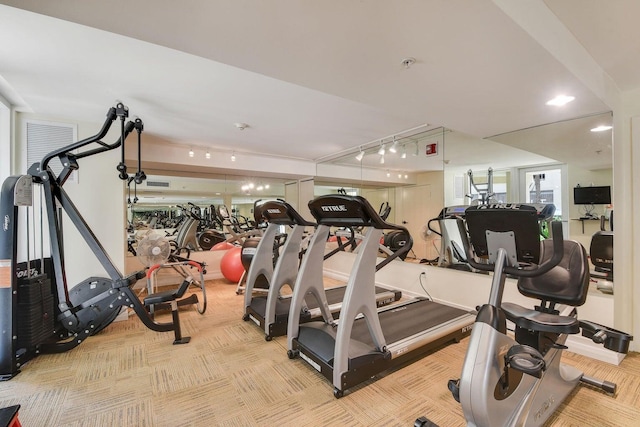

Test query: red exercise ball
[211,241,235,251]
[220,247,244,283]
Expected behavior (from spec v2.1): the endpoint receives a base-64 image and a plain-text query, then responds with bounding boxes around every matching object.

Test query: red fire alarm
[425,142,438,156]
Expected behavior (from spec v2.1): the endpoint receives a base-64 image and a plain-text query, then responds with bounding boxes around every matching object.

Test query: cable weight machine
[1,103,196,380]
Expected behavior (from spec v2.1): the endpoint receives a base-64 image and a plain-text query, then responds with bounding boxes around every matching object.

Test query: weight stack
[17,274,55,349]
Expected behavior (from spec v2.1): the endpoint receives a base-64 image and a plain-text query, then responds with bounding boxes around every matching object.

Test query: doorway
[398,184,438,262]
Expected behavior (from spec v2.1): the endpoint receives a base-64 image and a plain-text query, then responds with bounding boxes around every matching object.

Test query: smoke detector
[401,57,416,69]
[235,122,249,130]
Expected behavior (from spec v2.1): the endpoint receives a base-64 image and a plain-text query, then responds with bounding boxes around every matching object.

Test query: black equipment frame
[1,103,192,380]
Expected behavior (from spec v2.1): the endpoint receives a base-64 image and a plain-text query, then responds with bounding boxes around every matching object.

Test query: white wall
[0,94,9,183]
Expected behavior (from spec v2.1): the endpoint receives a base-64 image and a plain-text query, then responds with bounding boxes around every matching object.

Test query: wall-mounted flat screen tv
[573,186,611,205]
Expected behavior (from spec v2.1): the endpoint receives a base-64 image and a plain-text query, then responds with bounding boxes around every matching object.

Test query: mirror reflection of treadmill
[288,195,475,398]
[435,206,472,271]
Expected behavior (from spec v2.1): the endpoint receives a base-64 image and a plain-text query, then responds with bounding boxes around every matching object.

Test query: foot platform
[506,344,545,378]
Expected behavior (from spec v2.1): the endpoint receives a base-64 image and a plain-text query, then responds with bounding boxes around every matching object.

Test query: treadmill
[242,199,402,340]
[287,195,475,398]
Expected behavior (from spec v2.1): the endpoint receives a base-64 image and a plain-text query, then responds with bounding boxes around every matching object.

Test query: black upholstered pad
[502,302,580,334]
[517,239,590,307]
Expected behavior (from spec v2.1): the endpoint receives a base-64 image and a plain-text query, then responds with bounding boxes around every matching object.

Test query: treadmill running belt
[298,299,469,358]
[373,299,467,344]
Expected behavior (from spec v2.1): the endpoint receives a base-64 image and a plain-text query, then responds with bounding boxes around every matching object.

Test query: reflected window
[523,169,562,216]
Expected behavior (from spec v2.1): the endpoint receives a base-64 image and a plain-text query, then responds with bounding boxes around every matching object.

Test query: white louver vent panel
[26,121,77,177]
[146,181,170,188]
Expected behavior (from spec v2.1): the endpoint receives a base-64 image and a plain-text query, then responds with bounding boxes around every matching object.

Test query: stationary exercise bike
[416,203,632,427]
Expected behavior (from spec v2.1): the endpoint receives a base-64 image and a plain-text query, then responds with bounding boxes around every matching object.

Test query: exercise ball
[220,246,244,283]
[241,237,261,272]
[211,241,235,251]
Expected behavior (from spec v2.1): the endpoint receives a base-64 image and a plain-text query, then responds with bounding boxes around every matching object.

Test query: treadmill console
[439,205,468,218]
[260,199,315,226]
[308,195,377,227]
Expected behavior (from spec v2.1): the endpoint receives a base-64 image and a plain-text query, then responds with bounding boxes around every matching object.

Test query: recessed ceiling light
[590,125,613,132]
[546,95,575,106]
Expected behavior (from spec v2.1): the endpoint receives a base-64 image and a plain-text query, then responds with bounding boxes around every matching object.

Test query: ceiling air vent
[146,181,170,188]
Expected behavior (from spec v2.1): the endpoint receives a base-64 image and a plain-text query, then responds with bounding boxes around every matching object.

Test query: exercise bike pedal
[506,345,546,378]
[447,378,460,402]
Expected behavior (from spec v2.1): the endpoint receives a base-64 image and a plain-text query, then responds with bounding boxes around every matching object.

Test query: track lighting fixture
[231,152,236,162]
[189,148,194,158]
[389,137,398,153]
[401,145,407,159]
[205,151,211,159]
[355,147,364,161]
[378,141,386,156]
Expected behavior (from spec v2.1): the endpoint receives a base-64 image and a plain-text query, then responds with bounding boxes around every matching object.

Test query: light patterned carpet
[1,279,638,426]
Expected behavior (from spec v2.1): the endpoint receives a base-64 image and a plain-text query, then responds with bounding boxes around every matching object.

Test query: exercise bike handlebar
[457,219,565,278]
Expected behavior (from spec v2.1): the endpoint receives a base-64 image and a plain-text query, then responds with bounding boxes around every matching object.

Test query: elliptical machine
[416,203,632,427]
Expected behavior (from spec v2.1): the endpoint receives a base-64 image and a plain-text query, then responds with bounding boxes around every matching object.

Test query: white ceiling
[0,0,633,176]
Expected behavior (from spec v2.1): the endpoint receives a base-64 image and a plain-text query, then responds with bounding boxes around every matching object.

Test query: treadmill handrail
[458,219,564,278]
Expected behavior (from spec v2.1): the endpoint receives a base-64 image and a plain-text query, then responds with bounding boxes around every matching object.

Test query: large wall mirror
[127,173,286,235]
[127,111,612,266]
[315,127,448,262]
[444,111,613,250]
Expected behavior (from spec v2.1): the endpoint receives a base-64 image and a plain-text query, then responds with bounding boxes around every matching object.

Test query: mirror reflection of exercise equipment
[590,210,614,294]
[467,167,499,206]
[427,168,498,270]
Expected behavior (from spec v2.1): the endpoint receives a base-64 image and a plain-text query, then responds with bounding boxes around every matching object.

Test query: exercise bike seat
[502,303,580,334]
[502,239,590,335]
